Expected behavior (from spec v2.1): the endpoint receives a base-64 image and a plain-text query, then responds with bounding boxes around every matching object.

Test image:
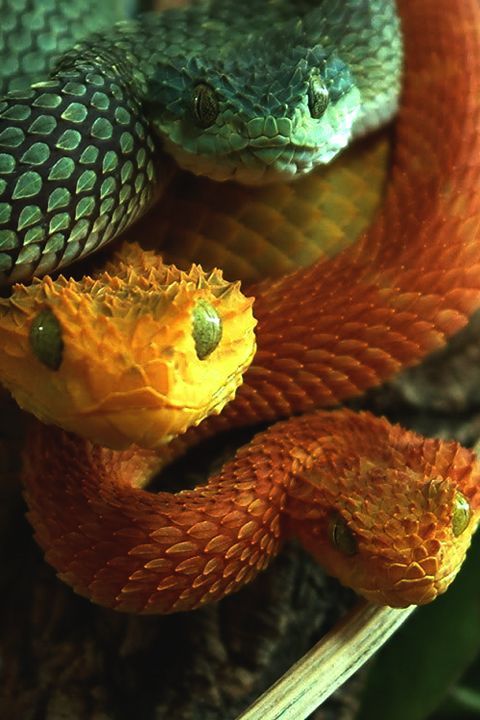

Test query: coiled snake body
[1,0,480,612]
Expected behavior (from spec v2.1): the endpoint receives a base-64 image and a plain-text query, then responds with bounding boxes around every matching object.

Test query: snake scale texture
[1,0,480,614]
[0,0,401,282]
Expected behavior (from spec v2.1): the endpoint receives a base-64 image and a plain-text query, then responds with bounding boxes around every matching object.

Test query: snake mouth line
[432,566,463,594]
[381,566,463,606]
[163,135,320,175]
[72,359,253,418]
[232,143,318,158]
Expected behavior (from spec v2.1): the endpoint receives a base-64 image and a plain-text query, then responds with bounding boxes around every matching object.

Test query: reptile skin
[6,0,480,611]
[0,0,401,282]
[0,1,130,95]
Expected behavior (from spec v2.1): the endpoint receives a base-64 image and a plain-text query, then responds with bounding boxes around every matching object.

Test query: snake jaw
[0,242,256,449]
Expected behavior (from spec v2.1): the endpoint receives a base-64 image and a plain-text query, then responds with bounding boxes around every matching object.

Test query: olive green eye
[29,308,63,370]
[192,300,222,360]
[308,75,329,118]
[452,491,471,537]
[329,513,357,556]
[192,83,219,128]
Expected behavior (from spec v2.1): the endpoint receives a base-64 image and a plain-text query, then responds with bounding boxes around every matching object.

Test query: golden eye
[192,83,219,128]
[329,512,357,556]
[29,308,63,370]
[308,75,329,118]
[192,300,222,360]
[452,491,471,537]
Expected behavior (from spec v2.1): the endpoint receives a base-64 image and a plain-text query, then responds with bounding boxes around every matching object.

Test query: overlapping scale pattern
[0,64,158,281]
[0,0,127,94]
[14,0,480,613]
[0,0,401,281]
[23,410,480,612]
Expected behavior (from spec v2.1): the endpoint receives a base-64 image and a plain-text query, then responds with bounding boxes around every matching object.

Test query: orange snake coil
[19,0,480,611]
[24,409,480,612]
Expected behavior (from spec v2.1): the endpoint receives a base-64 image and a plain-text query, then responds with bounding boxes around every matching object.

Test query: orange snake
[5,0,480,612]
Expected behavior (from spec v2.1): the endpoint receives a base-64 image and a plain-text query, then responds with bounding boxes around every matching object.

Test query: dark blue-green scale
[0,0,159,283]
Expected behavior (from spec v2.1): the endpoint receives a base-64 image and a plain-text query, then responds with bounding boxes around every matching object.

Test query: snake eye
[452,491,471,537]
[308,75,329,118]
[192,83,219,128]
[192,300,222,360]
[329,513,357,556]
[29,308,63,370]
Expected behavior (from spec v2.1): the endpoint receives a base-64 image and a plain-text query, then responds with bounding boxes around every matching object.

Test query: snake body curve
[4,0,480,612]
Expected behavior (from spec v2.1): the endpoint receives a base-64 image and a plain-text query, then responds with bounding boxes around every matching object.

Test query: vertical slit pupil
[193,83,219,128]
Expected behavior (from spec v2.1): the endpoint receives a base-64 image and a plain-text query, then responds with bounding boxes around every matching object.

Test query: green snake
[1,0,480,613]
[0,0,401,282]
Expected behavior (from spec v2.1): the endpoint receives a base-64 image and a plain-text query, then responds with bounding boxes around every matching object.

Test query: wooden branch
[237,602,415,720]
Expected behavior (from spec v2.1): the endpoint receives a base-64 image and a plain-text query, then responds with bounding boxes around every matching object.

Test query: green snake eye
[329,513,357,556]
[192,83,219,128]
[452,491,471,537]
[192,300,222,360]
[29,308,63,371]
[308,75,329,118]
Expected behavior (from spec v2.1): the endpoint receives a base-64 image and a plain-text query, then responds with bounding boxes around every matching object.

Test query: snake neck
[53,28,151,100]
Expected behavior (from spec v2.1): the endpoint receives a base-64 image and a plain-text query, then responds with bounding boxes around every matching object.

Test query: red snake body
[21,0,480,612]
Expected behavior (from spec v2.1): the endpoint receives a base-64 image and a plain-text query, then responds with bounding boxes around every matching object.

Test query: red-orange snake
[9,0,480,612]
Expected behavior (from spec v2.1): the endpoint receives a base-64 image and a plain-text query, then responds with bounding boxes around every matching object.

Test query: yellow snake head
[0,242,256,449]
[286,413,480,607]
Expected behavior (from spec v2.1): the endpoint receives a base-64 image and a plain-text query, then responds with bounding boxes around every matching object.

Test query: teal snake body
[0,0,402,282]
[0,1,130,95]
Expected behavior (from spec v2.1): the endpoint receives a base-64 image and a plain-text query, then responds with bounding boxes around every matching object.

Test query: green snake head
[149,29,361,184]
[0,0,402,281]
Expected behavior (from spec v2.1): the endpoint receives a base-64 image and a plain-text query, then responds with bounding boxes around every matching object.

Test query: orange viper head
[290,414,480,607]
[0,242,256,449]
